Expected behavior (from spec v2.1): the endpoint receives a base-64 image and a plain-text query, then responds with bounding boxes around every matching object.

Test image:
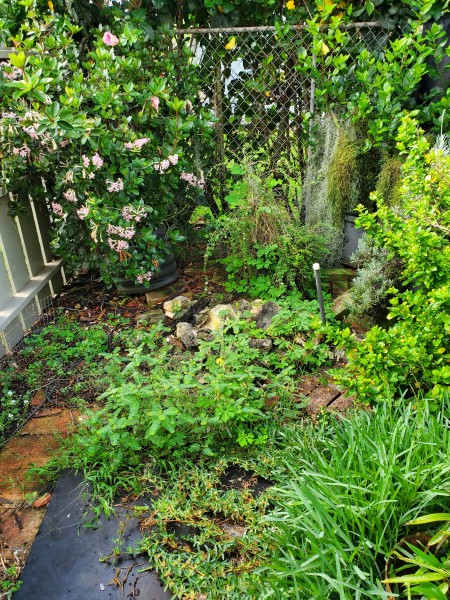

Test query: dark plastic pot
[116,225,179,295]
[342,215,364,267]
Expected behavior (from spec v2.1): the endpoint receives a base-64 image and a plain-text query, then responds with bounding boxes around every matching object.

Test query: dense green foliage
[206,160,328,297]
[385,512,450,598]
[59,296,330,499]
[334,117,450,403]
[0,10,214,286]
[256,400,450,599]
[1,2,450,599]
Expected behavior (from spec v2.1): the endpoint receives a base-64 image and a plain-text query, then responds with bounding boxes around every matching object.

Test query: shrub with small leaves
[334,116,450,403]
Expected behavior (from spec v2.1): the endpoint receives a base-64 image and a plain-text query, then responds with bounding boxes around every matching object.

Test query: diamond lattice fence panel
[174,23,390,190]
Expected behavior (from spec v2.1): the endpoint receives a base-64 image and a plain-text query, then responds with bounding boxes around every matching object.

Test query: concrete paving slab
[307,385,341,414]
[328,393,355,413]
[14,470,170,600]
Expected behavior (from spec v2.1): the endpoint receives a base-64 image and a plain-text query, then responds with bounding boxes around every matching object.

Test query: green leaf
[407,515,450,526]
[384,573,445,584]
[409,583,448,600]
[9,51,26,69]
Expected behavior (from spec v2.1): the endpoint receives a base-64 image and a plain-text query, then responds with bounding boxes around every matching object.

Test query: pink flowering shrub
[0,11,214,287]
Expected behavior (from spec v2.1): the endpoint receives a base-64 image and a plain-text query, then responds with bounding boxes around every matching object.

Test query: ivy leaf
[365,0,375,16]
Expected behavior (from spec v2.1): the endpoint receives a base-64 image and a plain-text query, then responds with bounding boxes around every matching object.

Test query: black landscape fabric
[14,470,170,600]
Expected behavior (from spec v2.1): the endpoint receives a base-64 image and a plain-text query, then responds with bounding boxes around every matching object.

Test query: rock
[176,322,198,348]
[249,299,264,315]
[331,292,352,321]
[135,309,163,325]
[248,338,273,351]
[253,301,280,330]
[333,348,348,365]
[207,293,235,309]
[207,304,238,330]
[193,308,210,328]
[294,334,306,346]
[323,268,356,296]
[145,284,184,307]
[173,296,211,325]
[31,390,45,407]
[234,299,250,312]
[163,295,194,319]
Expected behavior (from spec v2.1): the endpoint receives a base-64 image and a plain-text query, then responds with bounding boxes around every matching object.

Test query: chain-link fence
[174,23,390,201]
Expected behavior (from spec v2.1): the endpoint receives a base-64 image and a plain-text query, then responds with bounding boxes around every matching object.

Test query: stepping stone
[328,393,355,413]
[14,470,170,600]
[306,385,341,414]
[295,376,320,397]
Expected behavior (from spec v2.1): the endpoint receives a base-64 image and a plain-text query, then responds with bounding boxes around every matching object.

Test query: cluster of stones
[161,295,281,349]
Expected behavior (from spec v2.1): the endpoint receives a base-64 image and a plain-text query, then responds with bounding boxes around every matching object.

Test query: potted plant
[0,9,214,290]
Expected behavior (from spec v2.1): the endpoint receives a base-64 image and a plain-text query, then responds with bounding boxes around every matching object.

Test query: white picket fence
[0,189,64,356]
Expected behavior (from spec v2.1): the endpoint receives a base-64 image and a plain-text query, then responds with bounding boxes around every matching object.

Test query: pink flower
[51,202,64,217]
[154,160,171,173]
[180,171,205,189]
[106,224,135,239]
[23,125,38,140]
[63,189,76,203]
[1,66,21,80]
[122,206,132,221]
[82,155,90,168]
[102,31,119,47]
[122,205,147,222]
[151,96,160,112]
[135,138,150,149]
[168,154,179,165]
[124,138,150,151]
[107,179,124,193]
[108,238,129,252]
[15,144,31,158]
[136,275,144,284]
[77,206,89,220]
[92,153,103,168]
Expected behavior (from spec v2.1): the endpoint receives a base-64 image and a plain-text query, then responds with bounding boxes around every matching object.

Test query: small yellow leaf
[286,0,295,9]
[216,357,225,365]
[321,41,330,55]
[217,5,224,13]
[264,91,270,97]
[48,0,54,11]
[225,37,236,51]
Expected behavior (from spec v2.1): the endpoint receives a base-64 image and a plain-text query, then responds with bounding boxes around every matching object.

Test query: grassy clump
[255,400,450,599]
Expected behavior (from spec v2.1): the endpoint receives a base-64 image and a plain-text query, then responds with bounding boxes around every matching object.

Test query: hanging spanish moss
[375,154,403,207]
[303,114,380,265]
